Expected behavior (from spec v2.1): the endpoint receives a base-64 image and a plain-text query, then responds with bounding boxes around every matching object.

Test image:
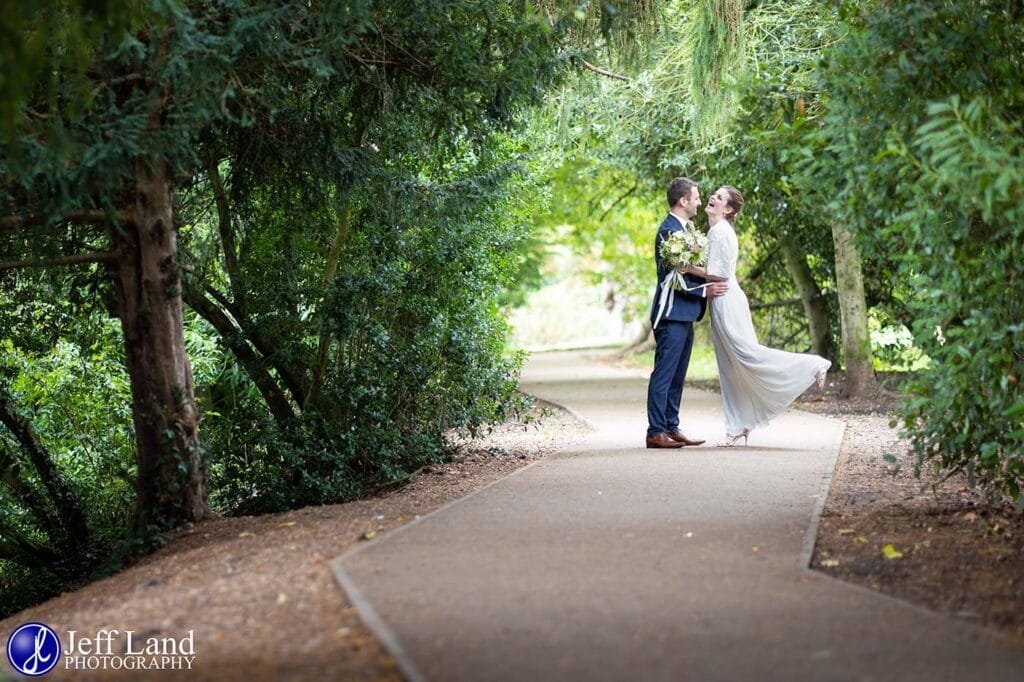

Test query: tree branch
[750,296,805,310]
[0,445,68,553]
[0,251,118,273]
[598,183,639,222]
[306,202,355,410]
[202,284,310,404]
[1,209,125,233]
[581,60,630,82]
[0,388,90,553]
[0,516,61,568]
[204,155,242,298]
[744,245,781,283]
[182,282,297,429]
[0,535,60,568]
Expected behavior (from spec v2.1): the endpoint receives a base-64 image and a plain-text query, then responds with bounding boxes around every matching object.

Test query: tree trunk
[112,158,209,532]
[830,222,877,397]
[778,234,836,364]
[306,202,355,410]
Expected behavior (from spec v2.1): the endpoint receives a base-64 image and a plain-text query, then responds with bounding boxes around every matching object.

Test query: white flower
[659,229,708,271]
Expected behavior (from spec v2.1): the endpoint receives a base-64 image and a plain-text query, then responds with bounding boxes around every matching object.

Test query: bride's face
[705,187,729,222]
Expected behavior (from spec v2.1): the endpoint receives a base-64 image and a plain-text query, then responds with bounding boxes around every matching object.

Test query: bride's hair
[722,185,744,222]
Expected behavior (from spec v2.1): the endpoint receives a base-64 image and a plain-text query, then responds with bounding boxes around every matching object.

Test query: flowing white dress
[706,219,832,437]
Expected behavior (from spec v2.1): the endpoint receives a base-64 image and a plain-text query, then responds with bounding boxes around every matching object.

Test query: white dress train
[706,219,832,438]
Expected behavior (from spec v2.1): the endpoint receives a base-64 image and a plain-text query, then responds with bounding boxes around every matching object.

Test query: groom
[645,177,727,449]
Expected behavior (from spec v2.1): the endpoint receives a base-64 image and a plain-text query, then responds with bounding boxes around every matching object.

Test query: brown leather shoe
[668,430,706,446]
[646,432,685,449]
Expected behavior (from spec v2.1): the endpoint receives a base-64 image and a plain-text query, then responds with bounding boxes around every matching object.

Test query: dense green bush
[818,1,1024,500]
[0,278,236,616]
[0,277,127,615]
[202,162,534,514]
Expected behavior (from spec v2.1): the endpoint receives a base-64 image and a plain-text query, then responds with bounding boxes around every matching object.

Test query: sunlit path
[332,351,1024,681]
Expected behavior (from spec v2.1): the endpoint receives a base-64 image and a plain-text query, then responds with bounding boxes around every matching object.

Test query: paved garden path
[332,351,1024,681]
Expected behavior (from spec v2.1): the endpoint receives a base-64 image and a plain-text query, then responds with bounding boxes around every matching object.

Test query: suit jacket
[649,213,708,325]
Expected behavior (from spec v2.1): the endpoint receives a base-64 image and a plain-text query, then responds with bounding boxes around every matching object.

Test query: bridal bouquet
[659,229,708,287]
[653,228,709,329]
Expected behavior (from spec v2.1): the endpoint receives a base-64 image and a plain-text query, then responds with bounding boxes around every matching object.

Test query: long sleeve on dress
[705,222,737,280]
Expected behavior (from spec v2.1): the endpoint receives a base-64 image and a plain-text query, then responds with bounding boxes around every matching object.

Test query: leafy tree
[816,0,1024,499]
[173,1,661,512]
[1,0,664,613]
[2,0,561,531]
[0,0,130,133]
[530,1,846,365]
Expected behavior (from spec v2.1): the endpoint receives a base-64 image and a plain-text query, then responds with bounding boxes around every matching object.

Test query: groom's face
[680,186,702,220]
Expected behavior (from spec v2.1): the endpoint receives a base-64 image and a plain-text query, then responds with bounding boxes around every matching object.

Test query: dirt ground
[0,401,586,681]
[792,374,1024,641]
[3,369,1021,681]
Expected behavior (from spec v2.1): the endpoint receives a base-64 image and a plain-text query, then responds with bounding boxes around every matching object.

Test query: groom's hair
[667,177,697,208]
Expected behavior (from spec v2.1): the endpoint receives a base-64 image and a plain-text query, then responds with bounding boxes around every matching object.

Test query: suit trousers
[646,320,695,437]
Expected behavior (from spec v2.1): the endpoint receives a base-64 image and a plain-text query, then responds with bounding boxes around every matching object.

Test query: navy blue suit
[646,214,707,437]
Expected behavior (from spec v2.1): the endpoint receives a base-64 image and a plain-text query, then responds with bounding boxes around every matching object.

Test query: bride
[683,185,831,446]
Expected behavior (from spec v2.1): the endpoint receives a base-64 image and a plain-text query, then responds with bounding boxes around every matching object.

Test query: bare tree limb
[0,251,118,273]
[0,532,60,567]
[306,201,356,410]
[744,244,781,283]
[581,60,630,82]
[1,209,124,232]
[0,388,90,554]
[201,283,310,404]
[749,296,803,310]
[203,155,242,299]
[598,182,639,222]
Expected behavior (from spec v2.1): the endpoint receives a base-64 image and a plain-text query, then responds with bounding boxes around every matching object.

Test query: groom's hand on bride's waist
[707,282,729,298]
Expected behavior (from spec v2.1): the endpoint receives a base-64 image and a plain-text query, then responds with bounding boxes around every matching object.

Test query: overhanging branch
[1,209,125,233]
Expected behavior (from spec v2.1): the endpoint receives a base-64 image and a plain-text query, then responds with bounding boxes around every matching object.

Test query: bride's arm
[680,264,727,281]
[680,224,728,281]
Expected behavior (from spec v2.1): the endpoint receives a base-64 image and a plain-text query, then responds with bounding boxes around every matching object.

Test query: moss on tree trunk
[831,222,876,397]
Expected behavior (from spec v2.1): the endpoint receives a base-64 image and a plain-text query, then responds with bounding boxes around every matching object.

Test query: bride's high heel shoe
[717,428,750,447]
[815,369,827,391]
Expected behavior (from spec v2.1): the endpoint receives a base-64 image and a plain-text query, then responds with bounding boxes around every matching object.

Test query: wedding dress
[706,219,832,438]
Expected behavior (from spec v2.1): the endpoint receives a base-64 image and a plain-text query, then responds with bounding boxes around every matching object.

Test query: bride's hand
[680,263,706,277]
